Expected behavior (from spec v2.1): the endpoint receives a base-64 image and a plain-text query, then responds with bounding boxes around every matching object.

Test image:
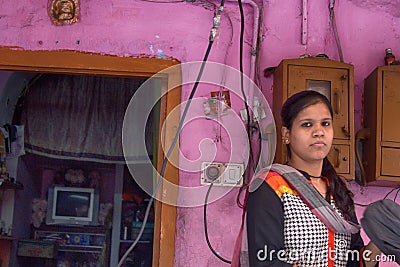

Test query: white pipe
[244,0,259,113]
[302,0,308,45]
[227,0,260,116]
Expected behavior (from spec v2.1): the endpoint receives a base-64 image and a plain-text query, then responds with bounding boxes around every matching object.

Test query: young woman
[245,90,380,267]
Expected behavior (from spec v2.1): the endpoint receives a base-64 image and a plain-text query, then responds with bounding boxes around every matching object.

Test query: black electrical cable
[118,2,224,266]
[254,1,264,89]
[383,186,400,200]
[202,0,257,262]
[204,182,232,264]
[236,0,257,209]
[354,186,400,207]
[237,0,250,138]
[393,188,400,202]
[329,0,344,62]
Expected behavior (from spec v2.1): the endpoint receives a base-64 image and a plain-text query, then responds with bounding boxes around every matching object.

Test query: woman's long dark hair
[281,90,356,221]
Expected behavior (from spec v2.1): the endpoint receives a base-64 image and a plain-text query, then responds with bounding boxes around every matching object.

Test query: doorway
[0,47,181,267]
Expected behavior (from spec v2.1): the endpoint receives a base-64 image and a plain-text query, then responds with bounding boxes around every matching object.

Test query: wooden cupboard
[0,237,13,267]
[273,58,355,180]
[0,180,23,266]
[360,66,400,186]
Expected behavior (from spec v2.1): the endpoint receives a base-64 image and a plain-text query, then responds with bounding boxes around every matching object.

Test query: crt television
[46,186,99,226]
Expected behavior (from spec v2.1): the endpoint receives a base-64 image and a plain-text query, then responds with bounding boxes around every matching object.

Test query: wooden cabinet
[0,179,23,266]
[360,66,400,186]
[0,236,14,267]
[273,58,355,180]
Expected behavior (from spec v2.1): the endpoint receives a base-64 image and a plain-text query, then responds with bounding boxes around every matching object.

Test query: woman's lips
[311,141,325,147]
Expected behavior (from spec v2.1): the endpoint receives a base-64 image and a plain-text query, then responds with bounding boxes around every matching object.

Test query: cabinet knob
[341,125,350,137]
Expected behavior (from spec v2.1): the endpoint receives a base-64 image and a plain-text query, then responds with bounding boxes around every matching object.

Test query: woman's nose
[312,126,324,137]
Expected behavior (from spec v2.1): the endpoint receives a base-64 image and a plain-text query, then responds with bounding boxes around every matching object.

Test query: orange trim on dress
[262,170,337,267]
[262,171,298,198]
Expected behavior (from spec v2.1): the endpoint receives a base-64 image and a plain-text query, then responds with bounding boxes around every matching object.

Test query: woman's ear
[281,127,290,144]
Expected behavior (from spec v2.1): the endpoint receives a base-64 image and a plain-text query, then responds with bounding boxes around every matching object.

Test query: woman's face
[282,101,333,165]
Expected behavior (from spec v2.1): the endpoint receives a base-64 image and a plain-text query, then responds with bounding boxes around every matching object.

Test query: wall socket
[200,162,244,187]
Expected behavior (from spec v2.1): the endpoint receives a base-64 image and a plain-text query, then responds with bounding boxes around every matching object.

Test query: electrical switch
[201,162,243,187]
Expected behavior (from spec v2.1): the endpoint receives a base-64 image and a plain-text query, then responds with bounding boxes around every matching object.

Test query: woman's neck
[287,158,323,178]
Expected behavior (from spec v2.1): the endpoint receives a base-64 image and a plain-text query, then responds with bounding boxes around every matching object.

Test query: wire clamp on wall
[209,4,224,41]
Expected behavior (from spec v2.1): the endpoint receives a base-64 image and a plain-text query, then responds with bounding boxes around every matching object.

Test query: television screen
[46,186,99,226]
[54,190,92,219]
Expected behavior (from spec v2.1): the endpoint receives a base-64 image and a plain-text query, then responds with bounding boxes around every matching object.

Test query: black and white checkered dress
[246,171,364,267]
[282,192,351,267]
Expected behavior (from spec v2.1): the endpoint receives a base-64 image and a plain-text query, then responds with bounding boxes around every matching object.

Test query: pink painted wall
[350,183,400,267]
[1,0,400,266]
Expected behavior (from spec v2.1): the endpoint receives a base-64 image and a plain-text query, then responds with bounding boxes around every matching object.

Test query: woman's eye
[322,121,331,127]
[301,122,312,127]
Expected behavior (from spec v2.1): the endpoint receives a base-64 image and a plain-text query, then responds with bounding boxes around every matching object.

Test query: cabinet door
[288,65,350,140]
[381,147,400,177]
[382,70,400,143]
[327,144,350,174]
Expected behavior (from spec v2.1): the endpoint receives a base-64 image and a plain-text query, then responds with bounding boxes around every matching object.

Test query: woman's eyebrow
[297,117,332,122]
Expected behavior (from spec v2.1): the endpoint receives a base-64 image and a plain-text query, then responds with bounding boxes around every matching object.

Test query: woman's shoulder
[252,169,298,197]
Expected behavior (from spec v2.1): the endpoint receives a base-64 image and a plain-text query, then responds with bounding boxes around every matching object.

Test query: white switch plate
[201,162,244,187]
[223,163,244,186]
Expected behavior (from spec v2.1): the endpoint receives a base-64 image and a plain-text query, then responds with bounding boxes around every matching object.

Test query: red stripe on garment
[328,230,335,267]
[359,247,365,267]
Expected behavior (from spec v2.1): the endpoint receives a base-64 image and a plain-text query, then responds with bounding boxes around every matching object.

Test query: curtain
[19,74,152,163]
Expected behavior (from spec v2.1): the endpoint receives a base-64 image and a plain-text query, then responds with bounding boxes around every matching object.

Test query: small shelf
[0,179,23,190]
[119,240,151,244]
[58,244,104,253]
[33,226,109,259]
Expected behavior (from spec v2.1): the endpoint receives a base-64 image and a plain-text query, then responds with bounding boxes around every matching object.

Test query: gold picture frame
[49,0,80,26]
